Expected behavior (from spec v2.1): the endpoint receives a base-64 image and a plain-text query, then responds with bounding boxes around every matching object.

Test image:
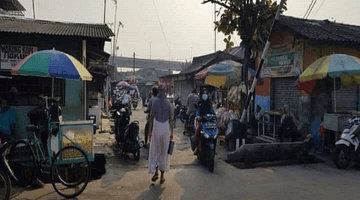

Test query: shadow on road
[133,184,165,200]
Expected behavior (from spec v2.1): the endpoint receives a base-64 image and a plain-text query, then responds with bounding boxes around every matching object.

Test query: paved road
[12,108,360,200]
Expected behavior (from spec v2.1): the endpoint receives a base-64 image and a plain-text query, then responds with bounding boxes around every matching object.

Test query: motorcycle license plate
[209,143,214,149]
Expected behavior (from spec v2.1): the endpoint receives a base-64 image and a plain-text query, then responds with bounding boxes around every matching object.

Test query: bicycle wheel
[0,169,11,200]
[8,140,36,187]
[51,146,90,199]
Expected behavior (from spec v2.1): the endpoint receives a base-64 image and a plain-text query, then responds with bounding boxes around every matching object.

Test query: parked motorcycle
[132,99,139,110]
[115,106,143,161]
[190,113,218,172]
[179,106,187,123]
[183,114,195,136]
[174,96,181,118]
[333,116,360,169]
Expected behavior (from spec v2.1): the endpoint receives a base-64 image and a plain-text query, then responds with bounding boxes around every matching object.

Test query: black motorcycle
[115,105,143,161]
[174,96,181,117]
[179,106,187,123]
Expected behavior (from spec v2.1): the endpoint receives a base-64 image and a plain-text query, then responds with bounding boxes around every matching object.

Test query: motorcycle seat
[26,125,39,132]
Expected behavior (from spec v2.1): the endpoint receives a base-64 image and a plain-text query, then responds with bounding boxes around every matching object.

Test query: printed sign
[0,44,38,70]
[263,43,303,78]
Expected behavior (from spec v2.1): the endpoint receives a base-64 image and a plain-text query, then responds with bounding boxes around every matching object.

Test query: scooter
[115,106,143,161]
[191,113,218,172]
[333,116,360,169]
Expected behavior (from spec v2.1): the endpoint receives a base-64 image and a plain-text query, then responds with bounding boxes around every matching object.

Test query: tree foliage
[204,0,287,52]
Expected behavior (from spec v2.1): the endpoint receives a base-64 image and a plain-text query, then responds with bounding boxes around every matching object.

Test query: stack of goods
[62,134,92,159]
[227,83,247,107]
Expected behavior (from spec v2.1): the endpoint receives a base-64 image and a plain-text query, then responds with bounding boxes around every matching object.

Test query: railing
[257,121,280,141]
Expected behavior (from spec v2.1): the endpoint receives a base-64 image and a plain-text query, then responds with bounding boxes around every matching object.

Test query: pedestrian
[148,84,174,184]
[144,86,158,147]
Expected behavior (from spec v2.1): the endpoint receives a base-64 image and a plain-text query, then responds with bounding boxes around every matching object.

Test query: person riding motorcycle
[186,89,199,129]
[193,88,216,155]
[121,90,132,115]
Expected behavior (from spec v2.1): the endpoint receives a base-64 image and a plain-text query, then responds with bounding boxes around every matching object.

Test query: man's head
[38,94,46,106]
[127,90,130,94]
[0,96,8,109]
[152,86,159,97]
[192,89,197,94]
[202,88,208,95]
[256,105,261,113]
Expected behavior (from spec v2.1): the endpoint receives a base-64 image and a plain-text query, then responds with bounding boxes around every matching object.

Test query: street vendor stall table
[323,112,352,151]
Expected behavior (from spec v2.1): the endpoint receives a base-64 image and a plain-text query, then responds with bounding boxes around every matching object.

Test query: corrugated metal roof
[0,16,114,38]
[278,15,360,44]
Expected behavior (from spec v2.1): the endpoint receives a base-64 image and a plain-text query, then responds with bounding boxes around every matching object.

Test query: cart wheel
[51,146,90,199]
[8,140,36,187]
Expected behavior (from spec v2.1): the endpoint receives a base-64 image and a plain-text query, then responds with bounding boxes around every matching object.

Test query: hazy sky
[17,0,360,63]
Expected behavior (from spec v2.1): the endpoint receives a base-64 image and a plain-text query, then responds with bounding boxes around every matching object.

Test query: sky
[17,0,360,63]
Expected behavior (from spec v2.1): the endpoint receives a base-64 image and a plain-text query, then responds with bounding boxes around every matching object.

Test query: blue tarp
[208,62,234,75]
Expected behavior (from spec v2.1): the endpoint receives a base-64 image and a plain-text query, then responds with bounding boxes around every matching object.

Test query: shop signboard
[0,44,38,70]
[158,78,172,94]
[263,43,303,78]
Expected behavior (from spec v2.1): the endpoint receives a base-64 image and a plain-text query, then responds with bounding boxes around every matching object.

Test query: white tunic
[148,119,170,173]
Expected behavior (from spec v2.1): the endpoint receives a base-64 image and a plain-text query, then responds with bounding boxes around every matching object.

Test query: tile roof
[0,16,114,38]
[278,15,360,44]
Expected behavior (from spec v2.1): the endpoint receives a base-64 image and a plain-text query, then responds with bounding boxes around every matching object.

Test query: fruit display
[62,135,92,159]
[227,83,247,107]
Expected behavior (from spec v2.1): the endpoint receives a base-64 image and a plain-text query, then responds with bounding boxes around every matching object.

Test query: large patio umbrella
[195,61,241,89]
[296,54,360,112]
[11,49,92,118]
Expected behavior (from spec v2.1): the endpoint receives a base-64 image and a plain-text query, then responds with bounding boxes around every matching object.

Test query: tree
[203,0,287,109]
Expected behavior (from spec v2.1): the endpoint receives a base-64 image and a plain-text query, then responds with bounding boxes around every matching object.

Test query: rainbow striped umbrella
[296,54,360,112]
[11,49,92,81]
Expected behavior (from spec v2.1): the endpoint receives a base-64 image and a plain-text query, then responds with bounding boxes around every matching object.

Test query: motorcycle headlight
[116,111,120,115]
[204,132,210,139]
[120,108,126,112]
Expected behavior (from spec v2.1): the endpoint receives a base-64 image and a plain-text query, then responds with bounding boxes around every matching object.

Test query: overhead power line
[312,0,326,17]
[303,0,318,19]
[152,0,173,60]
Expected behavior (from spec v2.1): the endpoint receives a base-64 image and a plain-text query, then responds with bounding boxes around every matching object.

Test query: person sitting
[193,88,216,155]
[279,105,298,142]
[0,96,17,145]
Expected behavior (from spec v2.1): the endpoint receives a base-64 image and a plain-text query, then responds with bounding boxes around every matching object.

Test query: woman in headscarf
[148,84,174,184]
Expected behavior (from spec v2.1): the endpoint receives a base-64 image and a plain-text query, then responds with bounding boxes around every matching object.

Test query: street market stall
[11,49,94,198]
[296,54,360,151]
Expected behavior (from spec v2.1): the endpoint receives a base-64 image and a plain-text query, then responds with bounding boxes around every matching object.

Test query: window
[0,76,65,106]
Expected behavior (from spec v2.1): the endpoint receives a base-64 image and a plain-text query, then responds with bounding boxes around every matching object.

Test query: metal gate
[272,77,300,115]
[331,86,358,112]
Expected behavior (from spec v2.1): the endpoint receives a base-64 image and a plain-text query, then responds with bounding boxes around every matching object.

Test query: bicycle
[8,96,93,199]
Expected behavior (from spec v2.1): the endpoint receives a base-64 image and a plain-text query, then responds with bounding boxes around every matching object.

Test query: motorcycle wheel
[208,150,215,172]
[134,146,140,161]
[333,144,350,169]
[180,113,186,123]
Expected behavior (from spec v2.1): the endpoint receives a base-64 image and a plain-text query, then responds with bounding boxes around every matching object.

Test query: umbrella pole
[334,78,336,113]
[52,78,54,98]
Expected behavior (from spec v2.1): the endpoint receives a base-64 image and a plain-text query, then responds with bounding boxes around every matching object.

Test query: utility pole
[32,0,35,19]
[214,3,216,52]
[103,0,106,23]
[133,52,135,76]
